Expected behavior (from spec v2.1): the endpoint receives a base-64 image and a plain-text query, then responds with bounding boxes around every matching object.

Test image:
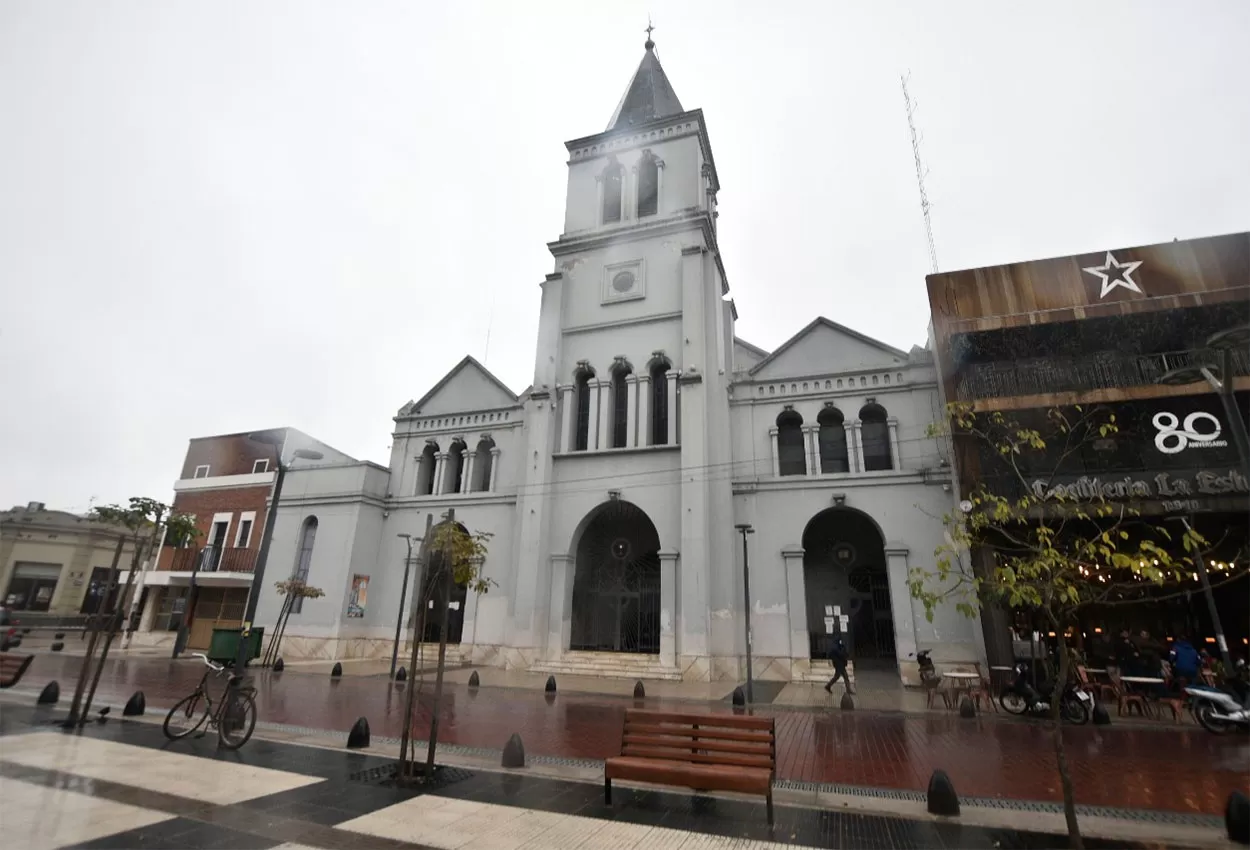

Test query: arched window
[473,437,495,492]
[776,409,806,476]
[817,406,849,474]
[860,403,893,471]
[574,367,594,451]
[290,517,318,614]
[447,440,466,493]
[602,161,623,224]
[650,360,670,446]
[416,442,438,496]
[611,363,631,448]
[637,152,659,217]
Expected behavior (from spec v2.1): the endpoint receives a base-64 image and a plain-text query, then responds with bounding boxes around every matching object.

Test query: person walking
[824,638,853,694]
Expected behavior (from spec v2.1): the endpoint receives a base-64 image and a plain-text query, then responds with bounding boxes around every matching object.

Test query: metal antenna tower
[901,73,939,274]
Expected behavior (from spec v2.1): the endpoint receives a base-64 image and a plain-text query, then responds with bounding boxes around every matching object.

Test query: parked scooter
[999,660,1092,724]
[1185,661,1250,734]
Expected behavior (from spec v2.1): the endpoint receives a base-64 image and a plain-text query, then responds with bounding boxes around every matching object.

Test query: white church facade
[253,39,985,684]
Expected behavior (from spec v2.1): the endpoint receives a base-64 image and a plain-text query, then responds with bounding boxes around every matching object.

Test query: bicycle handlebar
[191,652,226,673]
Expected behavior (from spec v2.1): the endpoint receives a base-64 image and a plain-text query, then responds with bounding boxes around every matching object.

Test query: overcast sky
[2,0,1247,513]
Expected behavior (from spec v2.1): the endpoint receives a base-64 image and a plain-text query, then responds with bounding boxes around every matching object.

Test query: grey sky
[2,0,1247,513]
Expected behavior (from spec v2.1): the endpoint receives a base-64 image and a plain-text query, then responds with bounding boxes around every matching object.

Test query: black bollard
[1228,790,1249,846]
[468,670,480,688]
[1092,702,1111,726]
[331,662,343,678]
[123,692,146,716]
[37,681,60,705]
[501,733,526,768]
[544,675,556,693]
[958,697,976,718]
[394,667,407,682]
[732,686,746,707]
[633,680,645,699]
[840,692,855,711]
[273,657,285,672]
[54,632,65,640]
[51,642,64,652]
[927,769,960,816]
[347,717,370,749]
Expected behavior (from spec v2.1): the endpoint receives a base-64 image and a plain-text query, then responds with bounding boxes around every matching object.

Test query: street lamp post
[392,533,420,678]
[735,523,756,705]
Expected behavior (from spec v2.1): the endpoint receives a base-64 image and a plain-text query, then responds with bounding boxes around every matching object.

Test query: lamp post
[392,532,420,678]
[735,523,756,705]
[231,432,324,679]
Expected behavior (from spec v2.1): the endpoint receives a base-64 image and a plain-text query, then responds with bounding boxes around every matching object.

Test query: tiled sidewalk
[0,704,1155,850]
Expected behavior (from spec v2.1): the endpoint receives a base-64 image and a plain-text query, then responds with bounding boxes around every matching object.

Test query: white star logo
[1082,251,1144,299]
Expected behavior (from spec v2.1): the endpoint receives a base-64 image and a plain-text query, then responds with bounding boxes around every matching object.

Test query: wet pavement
[14,653,1250,817]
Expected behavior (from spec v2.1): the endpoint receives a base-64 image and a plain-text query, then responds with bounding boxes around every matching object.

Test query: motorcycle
[999,660,1092,724]
[1185,664,1250,734]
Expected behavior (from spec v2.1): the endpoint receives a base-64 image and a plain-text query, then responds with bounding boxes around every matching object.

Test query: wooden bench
[0,653,34,689]
[604,709,777,824]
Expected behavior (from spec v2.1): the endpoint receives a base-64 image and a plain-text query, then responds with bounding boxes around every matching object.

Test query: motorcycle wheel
[1195,701,1233,734]
[1061,695,1090,725]
[1000,691,1028,715]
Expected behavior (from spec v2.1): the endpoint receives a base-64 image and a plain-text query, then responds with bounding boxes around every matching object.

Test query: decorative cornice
[681,245,705,256]
[563,311,683,336]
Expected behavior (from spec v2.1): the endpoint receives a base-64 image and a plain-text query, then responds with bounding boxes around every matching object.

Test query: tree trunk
[399,514,434,780]
[271,594,294,665]
[1050,629,1083,848]
[425,510,455,776]
[264,595,291,667]
[82,540,143,720]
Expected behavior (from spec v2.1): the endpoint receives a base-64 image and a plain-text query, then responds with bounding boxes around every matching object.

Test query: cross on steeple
[644,17,655,49]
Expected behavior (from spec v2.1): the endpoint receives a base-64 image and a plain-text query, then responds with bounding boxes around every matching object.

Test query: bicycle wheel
[163,692,209,739]
[217,691,257,750]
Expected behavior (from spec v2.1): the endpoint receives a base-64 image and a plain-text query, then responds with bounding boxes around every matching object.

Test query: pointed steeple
[605,29,685,132]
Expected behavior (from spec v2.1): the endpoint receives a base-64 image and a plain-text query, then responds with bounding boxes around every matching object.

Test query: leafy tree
[909,403,1203,849]
[262,579,326,667]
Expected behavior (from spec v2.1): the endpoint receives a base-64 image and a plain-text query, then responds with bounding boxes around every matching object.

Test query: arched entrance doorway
[569,500,661,654]
[802,507,895,666]
[416,525,469,645]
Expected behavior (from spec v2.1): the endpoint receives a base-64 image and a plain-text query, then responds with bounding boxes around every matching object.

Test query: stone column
[658,549,679,668]
[656,162,665,214]
[887,417,901,470]
[460,451,475,493]
[636,375,651,447]
[629,165,638,220]
[489,448,501,491]
[667,374,679,445]
[781,546,809,667]
[619,171,628,222]
[598,379,614,450]
[586,381,600,451]
[849,423,863,473]
[625,375,639,447]
[545,554,575,660]
[432,452,448,495]
[769,427,780,478]
[803,425,819,477]
[595,176,604,226]
[884,546,918,680]
[812,426,824,476]
[559,385,574,453]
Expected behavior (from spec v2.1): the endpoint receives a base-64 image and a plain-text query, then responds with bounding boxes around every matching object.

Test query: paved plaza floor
[0,700,1186,850]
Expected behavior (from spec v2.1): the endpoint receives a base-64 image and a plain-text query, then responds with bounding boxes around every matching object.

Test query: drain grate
[347,761,475,791]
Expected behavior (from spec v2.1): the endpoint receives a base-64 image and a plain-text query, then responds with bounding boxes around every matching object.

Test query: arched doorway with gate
[416,523,469,645]
[801,507,896,668]
[569,500,662,654]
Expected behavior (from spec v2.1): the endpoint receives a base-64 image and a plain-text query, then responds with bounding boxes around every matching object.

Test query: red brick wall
[179,434,281,480]
[159,485,272,570]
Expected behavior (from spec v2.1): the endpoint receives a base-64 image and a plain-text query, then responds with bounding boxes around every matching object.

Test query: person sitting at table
[1169,636,1200,688]
[1114,629,1139,676]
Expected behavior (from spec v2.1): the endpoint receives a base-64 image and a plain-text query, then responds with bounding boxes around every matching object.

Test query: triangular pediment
[401,356,518,418]
[749,318,908,380]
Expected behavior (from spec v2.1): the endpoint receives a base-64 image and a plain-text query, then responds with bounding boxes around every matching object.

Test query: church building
[253,37,985,683]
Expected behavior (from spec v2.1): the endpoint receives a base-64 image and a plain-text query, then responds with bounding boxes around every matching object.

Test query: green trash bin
[207,627,265,665]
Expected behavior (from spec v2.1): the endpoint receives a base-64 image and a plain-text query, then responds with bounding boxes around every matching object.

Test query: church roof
[605,39,685,131]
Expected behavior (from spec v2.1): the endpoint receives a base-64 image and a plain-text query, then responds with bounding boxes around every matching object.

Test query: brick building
[130,428,354,652]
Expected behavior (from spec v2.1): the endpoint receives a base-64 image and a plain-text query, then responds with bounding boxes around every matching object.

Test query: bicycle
[162,652,258,749]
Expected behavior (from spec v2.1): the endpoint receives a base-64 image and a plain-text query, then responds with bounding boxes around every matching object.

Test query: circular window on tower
[612,270,636,293]
[610,538,633,561]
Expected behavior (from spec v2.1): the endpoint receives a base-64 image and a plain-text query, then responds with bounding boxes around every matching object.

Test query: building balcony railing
[953,347,1250,402]
[167,546,257,574]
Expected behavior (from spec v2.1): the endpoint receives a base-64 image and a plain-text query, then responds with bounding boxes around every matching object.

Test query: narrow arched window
[817,406,849,474]
[860,403,892,471]
[650,361,670,446]
[416,443,437,496]
[473,437,495,491]
[777,409,806,476]
[611,365,631,448]
[637,153,658,217]
[575,369,594,451]
[447,441,466,492]
[290,517,318,614]
[602,162,623,224]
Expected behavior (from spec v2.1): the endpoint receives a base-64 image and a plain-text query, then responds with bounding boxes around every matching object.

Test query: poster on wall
[347,575,369,618]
